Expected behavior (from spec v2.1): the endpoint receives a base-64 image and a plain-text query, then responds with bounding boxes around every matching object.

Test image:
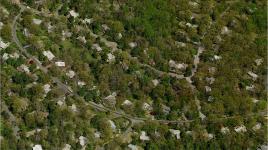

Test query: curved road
[11,5,267,126]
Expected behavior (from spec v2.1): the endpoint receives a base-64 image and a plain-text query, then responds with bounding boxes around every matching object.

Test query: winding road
[11,5,267,127]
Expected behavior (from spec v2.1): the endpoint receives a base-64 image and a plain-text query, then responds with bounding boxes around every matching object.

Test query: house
[77,36,86,43]
[18,64,30,73]
[33,144,42,150]
[246,85,255,91]
[66,70,75,78]
[205,86,211,92]
[42,51,55,61]
[94,131,101,138]
[206,77,215,85]
[214,55,222,60]
[162,104,170,115]
[32,18,42,25]
[102,24,110,31]
[255,58,263,66]
[129,42,137,48]
[234,125,247,133]
[151,79,159,86]
[82,18,93,24]
[55,61,65,67]
[63,144,71,150]
[128,144,138,150]
[92,43,102,52]
[140,131,150,141]
[47,22,53,33]
[69,10,79,18]
[107,53,115,62]
[78,81,86,87]
[252,98,259,103]
[104,92,117,106]
[79,136,87,146]
[118,33,122,39]
[220,127,230,134]
[175,41,186,47]
[0,38,10,49]
[221,26,230,34]
[169,60,187,70]
[199,111,206,120]
[108,120,116,131]
[169,129,181,139]
[252,123,261,131]
[121,100,133,106]
[247,71,258,80]
[142,102,152,112]
[43,84,51,94]
[2,53,9,60]
[0,21,3,30]
[62,30,72,40]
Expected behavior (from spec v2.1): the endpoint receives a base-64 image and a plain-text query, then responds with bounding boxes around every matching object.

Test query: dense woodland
[0,0,267,149]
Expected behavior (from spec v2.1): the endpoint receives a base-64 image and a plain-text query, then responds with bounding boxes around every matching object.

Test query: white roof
[252,98,259,103]
[252,123,261,131]
[94,131,101,138]
[221,26,230,34]
[69,10,79,18]
[19,64,30,73]
[199,111,206,120]
[118,33,122,39]
[0,38,10,49]
[32,18,42,25]
[220,127,230,134]
[108,120,116,130]
[214,55,222,60]
[79,136,87,146]
[66,70,75,78]
[175,41,186,47]
[2,53,9,60]
[0,22,3,30]
[63,144,71,150]
[143,102,152,111]
[234,125,247,133]
[107,53,115,62]
[122,100,133,106]
[128,144,138,150]
[42,51,55,61]
[104,92,117,101]
[169,60,187,70]
[169,129,181,139]
[47,22,53,33]
[206,77,215,85]
[246,85,255,91]
[129,42,137,48]
[248,71,258,80]
[10,52,20,59]
[255,58,263,66]
[33,144,42,150]
[152,79,159,86]
[71,104,77,112]
[78,81,86,87]
[205,86,211,92]
[82,18,93,24]
[77,36,86,43]
[92,43,102,52]
[102,24,110,31]
[208,96,214,102]
[140,131,150,141]
[43,84,51,94]
[207,133,214,140]
[55,61,65,67]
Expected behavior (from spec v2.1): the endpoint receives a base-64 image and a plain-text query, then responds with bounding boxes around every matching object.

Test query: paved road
[12,5,267,126]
